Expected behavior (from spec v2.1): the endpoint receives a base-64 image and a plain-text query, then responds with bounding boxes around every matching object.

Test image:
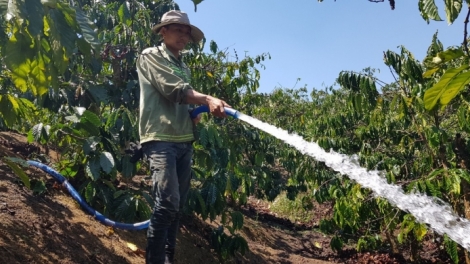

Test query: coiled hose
[27,105,238,230]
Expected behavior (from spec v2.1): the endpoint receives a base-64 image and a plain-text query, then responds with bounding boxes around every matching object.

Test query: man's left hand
[192,113,201,125]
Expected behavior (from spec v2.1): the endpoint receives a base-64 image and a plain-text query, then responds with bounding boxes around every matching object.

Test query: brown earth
[0,131,452,264]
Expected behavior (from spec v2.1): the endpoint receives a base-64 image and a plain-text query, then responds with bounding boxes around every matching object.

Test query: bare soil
[0,131,452,263]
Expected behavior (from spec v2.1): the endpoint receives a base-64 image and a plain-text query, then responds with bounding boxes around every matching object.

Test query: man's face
[162,24,191,54]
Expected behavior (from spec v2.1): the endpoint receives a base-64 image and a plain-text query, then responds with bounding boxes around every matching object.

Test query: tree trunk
[385,229,399,254]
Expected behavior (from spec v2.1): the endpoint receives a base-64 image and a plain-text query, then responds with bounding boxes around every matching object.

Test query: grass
[268,192,315,224]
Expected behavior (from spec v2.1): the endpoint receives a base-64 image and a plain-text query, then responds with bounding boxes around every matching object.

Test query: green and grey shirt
[137,44,195,144]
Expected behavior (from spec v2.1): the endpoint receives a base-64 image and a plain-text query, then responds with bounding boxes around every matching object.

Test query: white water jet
[237,113,470,251]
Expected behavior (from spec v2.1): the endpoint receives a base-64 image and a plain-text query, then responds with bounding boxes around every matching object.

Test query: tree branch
[463,6,470,56]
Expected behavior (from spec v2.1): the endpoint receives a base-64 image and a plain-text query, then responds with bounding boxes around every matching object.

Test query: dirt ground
[0,131,453,264]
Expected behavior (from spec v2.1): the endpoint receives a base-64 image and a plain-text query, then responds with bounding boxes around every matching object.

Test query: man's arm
[185,89,232,118]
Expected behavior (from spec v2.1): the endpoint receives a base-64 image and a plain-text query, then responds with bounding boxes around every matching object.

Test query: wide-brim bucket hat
[152,10,204,43]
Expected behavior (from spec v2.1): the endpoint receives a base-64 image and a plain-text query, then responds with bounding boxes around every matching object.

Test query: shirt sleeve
[137,49,192,104]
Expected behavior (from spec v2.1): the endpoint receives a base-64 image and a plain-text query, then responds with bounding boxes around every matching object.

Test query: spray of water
[237,112,470,251]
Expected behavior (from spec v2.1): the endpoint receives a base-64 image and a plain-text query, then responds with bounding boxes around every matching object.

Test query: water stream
[237,113,470,251]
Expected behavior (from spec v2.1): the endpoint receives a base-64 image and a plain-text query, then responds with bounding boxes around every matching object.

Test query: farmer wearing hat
[136,10,231,264]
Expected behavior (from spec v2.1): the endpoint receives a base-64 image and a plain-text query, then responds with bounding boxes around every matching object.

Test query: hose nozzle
[190,105,239,119]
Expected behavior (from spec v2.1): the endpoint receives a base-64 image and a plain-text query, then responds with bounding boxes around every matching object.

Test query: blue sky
[177,0,464,94]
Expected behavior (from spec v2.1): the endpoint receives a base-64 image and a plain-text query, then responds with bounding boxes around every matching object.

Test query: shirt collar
[160,43,181,62]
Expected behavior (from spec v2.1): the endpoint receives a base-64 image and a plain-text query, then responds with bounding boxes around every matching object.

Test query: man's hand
[192,113,202,125]
[185,89,232,118]
[207,97,231,118]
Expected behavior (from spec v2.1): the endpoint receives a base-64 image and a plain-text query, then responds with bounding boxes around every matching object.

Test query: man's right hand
[184,89,232,118]
[207,97,232,118]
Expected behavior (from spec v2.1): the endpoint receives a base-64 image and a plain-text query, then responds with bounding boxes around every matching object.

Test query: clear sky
[177,0,464,94]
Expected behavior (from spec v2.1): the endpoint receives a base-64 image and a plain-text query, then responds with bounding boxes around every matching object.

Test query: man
[136,10,231,264]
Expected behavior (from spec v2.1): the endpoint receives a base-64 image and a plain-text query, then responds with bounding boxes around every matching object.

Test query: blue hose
[190,105,239,119]
[27,160,149,230]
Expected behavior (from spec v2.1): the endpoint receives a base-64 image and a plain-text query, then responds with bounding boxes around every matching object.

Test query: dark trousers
[143,141,193,264]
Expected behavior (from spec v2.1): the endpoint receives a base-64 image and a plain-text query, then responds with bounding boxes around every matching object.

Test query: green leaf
[79,118,100,136]
[48,8,77,65]
[424,48,464,70]
[87,85,108,103]
[121,155,135,179]
[424,64,470,110]
[115,193,136,222]
[0,0,8,16]
[83,136,100,155]
[233,236,248,255]
[439,70,470,105]
[58,3,79,30]
[113,190,126,199]
[426,31,444,58]
[210,40,218,53]
[100,151,115,174]
[3,31,37,94]
[414,224,428,241]
[25,0,44,37]
[31,179,47,194]
[423,68,439,78]
[0,95,16,127]
[203,183,218,205]
[75,7,101,52]
[450,171,461,194]
[444,235,459,263]
[30,57,49,96]
[96,182,113,209]
[254,153,264,166]
[192,190,207,218]
[330,235,343,251]
[82,110,102,127]
[31,123,50,144]
[457,169,470,184]
[142,191,154,208]
[207,125,218,147]
[86,156,101,181]
[136,196,152,220]
[444,0,462,25]
[436,48,464,62]
[199,126,209,147]
[419,0,443,22]
[397,232,404,244]
[85,182,96,202]
[118,3,131,26]
[60,164,78,178]
[3,158,31,189]
[231,211,244,231]
[76,37,92,61]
